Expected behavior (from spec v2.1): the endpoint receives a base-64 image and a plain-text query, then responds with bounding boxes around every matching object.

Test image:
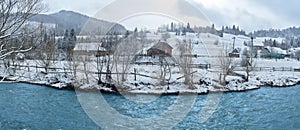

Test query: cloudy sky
[43,0,299,32]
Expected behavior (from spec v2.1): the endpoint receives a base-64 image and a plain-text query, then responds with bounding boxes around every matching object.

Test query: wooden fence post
[27,63,30,72]
[134,68,137,81]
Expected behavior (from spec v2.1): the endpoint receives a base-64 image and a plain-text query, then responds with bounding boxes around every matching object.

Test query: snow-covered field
[1,32,300,94]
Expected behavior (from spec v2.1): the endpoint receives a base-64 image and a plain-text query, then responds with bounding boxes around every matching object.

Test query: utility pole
[250,36,254,63]
[232,37,236,50]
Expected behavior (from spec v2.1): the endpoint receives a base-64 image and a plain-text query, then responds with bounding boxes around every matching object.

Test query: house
[260,47,285,59]
[147,42,173,56]
[245,40,264,50]
[229,48,241,58]
[260,48,271,58]
[73,42,107,57]
[253,40,264,50]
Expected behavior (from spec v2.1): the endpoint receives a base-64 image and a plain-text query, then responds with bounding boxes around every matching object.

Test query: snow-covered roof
[271,47,287,55]
[74,43,106,51]
[264,47,287,55]
[253,39,264,47]
[151,42,173,50]
[25,21,56,29]
[293,47,300,51]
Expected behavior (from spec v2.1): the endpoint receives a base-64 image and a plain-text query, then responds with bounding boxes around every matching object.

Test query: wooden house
[73,43,107,57]
[253,40,264,50]
[229,48,241,58]
[147,42,173,56]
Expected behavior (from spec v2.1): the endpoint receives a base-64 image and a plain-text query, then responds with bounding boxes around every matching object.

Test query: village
[2,1,300,129]
[1,21,300,94]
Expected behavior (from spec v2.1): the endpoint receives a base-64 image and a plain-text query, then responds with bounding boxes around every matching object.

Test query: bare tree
[295,50,300,61]
[101,32,119,83]
[96,46,107,84]
[82,56,91,84]
[241,48,255,81]
[176,39,195,89]
[158,56,172,85]
[96,56,105,83]
[0,0,45,59]
[112,35,139,86]
[218,49,236,84]
[70,56,80,79]
[66,29,76,61]
[35,23,57,73]
[161,32,171,41]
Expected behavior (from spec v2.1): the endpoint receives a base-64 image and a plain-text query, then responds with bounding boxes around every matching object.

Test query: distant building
[73,43,107,57]
[253,40,264,50]
[245,40,264,50]
[147,42,173,56]
[229,48,241,58]
[260,47,285,59]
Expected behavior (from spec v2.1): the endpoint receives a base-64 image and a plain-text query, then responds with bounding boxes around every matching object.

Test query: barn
[147,42,173,57]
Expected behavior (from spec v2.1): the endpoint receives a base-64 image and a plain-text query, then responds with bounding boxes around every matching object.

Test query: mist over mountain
[29,10,127,35]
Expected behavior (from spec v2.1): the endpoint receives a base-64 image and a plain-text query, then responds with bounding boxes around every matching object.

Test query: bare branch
[0,0,46,59]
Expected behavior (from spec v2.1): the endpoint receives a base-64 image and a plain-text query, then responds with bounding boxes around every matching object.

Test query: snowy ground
[0,32,300,94]
[1,57,299,94]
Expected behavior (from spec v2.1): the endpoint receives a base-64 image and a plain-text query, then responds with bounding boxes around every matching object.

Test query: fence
[234,67,297,72]
[188,64,211,69]
[133,62,211,70]
[2,60,298,82]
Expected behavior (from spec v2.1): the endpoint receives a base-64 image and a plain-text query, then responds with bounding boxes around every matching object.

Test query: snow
[268,46,287,55]
[1,32,299,94]
[0,34,11,39]
[253,39,264,47]
[25,21,56,30]
[74,42,106,51]
[256,37,284,43]
[226,76,244,82]
[222,33,249,49]
[255,58,300,68]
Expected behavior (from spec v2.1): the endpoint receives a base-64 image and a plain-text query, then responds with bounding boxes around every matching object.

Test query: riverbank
[1,59,300,95]
[1,70,299,95]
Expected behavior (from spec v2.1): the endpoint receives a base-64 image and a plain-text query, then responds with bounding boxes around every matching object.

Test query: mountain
[252,27,300,38]
[29,10,127,35]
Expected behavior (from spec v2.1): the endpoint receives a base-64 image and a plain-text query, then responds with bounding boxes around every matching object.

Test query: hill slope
[29,10,127,35]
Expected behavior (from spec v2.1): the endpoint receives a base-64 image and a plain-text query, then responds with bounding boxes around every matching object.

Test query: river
[0,83,299,129]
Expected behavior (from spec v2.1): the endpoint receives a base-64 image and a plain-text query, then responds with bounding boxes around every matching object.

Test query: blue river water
[0,83,299,129]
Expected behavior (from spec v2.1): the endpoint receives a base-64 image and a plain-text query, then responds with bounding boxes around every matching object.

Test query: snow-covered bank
[1,31,300,94]
[0,59,299,94]
[1,66,299,94]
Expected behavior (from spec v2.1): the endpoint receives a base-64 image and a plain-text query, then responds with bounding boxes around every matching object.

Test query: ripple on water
[0,83,300,129]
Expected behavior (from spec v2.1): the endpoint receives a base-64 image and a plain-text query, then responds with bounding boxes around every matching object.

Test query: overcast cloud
[43,0,114,15]
[43,0,299,32]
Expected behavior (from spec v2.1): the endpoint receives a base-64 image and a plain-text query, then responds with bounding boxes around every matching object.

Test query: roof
[253,39,264,47]
[231,48,241,53]
[151,42,173,50]
[263,47,287,55]
[271,47,287,55]
[74,43,106,51]
[261,47,271,53]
